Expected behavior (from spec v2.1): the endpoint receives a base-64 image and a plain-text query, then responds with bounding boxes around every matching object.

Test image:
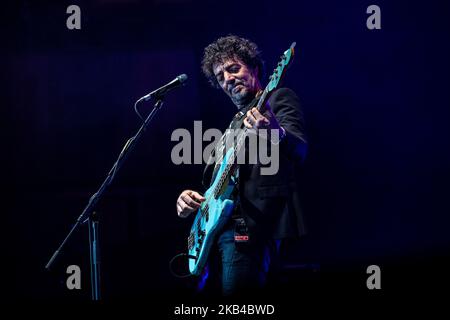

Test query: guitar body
[188,149,236,276]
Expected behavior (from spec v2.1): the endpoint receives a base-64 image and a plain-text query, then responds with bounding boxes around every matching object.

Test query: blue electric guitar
[187,42,297,276]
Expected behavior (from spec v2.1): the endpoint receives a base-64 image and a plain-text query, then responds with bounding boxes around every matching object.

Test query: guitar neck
[255,87,272,114]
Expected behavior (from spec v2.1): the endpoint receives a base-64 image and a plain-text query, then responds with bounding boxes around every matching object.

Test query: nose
[223,71,235,87]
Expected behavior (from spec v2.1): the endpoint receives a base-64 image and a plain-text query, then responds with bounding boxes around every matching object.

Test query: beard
[230,85,255,107]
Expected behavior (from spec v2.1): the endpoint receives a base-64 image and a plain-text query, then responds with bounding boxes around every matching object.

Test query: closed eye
[214,63,241,85]
[227,64,240,74]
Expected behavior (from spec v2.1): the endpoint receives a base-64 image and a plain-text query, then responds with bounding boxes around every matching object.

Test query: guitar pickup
[187,254,198,261]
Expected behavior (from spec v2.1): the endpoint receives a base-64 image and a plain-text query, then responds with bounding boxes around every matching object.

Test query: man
[176,35,307,296]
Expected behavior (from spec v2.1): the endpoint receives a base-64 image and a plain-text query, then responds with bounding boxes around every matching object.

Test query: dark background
[2,0,450,310]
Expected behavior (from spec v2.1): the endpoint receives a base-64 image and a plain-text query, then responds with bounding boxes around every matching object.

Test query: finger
[255,119,265,129]
[177,204,184,216]
[243,117,253,129]
[246,118,256,129]
[179,198,195,211]
[184,194,202,208]
[179,210,190,218]
[182,191,200,205]
[251,107,264,120]
[181,194,201,208]
[191,191,206,202]
[246,114,256,127]
[246,110,257,123]
[259,117,270,128]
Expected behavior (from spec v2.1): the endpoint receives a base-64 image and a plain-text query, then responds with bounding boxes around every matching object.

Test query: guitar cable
[169,253,196,278]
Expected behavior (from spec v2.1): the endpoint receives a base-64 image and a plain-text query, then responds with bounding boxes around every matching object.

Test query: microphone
[141,74,188,101]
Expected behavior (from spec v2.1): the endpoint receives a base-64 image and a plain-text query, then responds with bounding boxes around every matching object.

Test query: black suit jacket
[203,88,308,244]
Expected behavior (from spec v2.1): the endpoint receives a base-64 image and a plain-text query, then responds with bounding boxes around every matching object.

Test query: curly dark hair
[201,35,265,88]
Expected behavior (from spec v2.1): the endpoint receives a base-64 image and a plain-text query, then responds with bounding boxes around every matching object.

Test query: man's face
[213,58,261,107]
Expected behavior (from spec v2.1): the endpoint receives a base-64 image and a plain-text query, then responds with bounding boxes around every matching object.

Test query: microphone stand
[45,97,164,301]
[88,211,101,300]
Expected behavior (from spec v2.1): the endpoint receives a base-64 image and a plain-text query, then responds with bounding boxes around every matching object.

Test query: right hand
[176,190,206,218]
